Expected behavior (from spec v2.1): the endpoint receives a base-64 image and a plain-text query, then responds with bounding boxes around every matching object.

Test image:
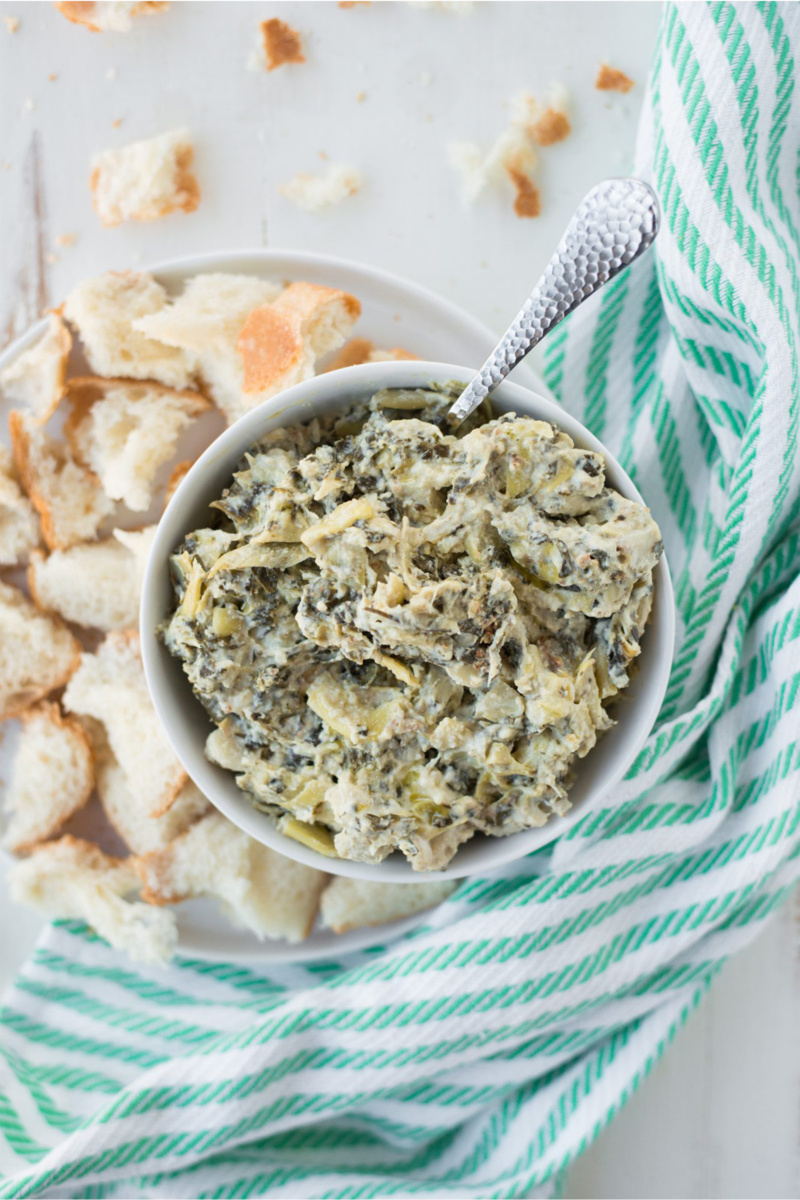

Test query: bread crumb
[55,2,168,33]
[507,166,540,218]
[279,164,362,212]
[22,98,36,112]
[90,129,200,226]
[54,232,78,248]
[112,116,122,128]
[356,90,366,102]
[4,15,19,32]
[260,17,304,70]
[46,253,58,265]
[531,108,570,146]
[596,63,634,93]
[339,1,370,7]
[106,66,117,80]
[49,72,58,81]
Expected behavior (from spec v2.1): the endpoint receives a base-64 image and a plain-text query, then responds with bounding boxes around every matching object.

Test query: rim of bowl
[141,360,675,882]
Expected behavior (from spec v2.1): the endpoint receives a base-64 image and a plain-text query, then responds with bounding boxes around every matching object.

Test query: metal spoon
[447,177,660,427]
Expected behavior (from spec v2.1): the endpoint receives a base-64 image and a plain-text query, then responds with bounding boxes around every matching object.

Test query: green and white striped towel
[2,3,800,1196]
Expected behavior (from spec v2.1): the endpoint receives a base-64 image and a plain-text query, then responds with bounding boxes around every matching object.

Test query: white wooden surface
[0,3,797,1197]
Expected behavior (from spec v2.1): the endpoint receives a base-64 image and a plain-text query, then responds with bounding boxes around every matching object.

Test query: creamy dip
[164,386,662,870]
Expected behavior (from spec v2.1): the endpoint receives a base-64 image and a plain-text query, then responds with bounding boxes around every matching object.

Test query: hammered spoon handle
[447,176,660,427]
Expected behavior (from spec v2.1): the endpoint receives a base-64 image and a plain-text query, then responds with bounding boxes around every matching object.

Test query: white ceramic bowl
[141,360,674,882]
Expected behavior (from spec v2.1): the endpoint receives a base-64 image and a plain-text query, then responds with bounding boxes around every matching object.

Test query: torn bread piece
[320,877,457,933]
[0,312,72,422]
[64,271,194,389]
[595,63,634,93]
[90,129,200,227]
[136,812,327,942]
[0,446,40,565]
[132,273,283,358]
[65,377,208,512]
[85,719,208,854]
[63,632,186,818]
[235,282,361,417]
[8,835,177,964]
[2,703,94,854]
[28,538,142,631]
[112,524,156,575]
[279,164,362,212]
[164,459,192,506]
[509,89,571,147]
[131,272,283,422]
[0,580,80,719]
[448,125,537,210]
[325,338,418,371]
[256,18,305,70]
[9,410,114,550]
[54,2,168,33]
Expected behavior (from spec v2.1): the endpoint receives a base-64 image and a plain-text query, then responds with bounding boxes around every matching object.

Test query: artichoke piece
[281,817,338,857]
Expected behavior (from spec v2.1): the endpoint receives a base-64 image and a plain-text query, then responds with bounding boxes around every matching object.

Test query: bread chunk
[9,409,114,549]
[64,271,194,389]
[137,812,327,942]
[90,130,199,226]
[0,446,40,565]
[595,63,635,93]
[235,282,360,416]
[0,312,71,422]
[320,877,456,933]
[28,538,142,630]
[260,18,304,69]
[55,2,168,33]
[279,164,362,213]
[132,272,283,423]
[8,835,177,964]
[63,632,186,817]
[0,581,80,719]
[325,338,418,371]
[84,718,208,854]
[3,703,93,854]
[65,376,208,511]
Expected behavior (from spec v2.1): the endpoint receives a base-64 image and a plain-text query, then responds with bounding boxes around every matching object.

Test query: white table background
[1,3,797,1197]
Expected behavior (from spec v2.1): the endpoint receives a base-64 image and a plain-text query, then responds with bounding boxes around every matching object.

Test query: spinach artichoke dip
[164,386,663,871]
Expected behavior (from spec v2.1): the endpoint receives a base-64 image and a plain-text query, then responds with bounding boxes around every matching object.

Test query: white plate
[0,248,541,964]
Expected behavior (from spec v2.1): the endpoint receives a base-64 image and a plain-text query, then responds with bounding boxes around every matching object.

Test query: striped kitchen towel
[2,2,800,1196]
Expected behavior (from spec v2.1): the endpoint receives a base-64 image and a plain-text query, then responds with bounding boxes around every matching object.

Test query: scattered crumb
[260,18,304,70]
[54,233,78,249]
[279,163,362,212]
[22,97,36,112]
[531,108,570,146]
[318,149,329,160]
[3,162,12,171]
[507,167,540,218]
[339,1,370,7]
[596,63,634,93]
[106,67,117,81]
[112,117,122,128]
[355,90,366,102]
[46,253,58,265]
[408,0,474,10]
[4,15,19,32]
[49,73,58,81]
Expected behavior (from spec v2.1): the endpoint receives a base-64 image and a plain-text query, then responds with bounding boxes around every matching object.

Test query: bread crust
[261,18,305,70]
[237,283,361,395]
[595,63,635,93]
